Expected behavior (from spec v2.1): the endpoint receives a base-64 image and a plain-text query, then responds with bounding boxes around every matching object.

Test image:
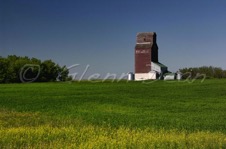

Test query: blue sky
[1,0,226,78]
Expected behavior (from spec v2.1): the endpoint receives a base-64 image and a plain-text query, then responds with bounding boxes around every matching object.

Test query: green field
[0,79,226,148]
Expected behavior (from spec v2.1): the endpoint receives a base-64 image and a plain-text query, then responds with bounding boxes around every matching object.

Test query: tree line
[179,66,226,79]
[0,55,69,83]
[1,55,226,83]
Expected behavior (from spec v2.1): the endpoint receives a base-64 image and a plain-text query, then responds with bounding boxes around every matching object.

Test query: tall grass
[0,110,226,149]
[0,79,226,148]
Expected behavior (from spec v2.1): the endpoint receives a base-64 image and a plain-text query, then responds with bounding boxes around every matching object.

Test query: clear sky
[1,0,226,78]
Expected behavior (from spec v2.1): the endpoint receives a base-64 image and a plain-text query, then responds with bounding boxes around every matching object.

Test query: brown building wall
[135,48,151,73]
[135,32,158,73]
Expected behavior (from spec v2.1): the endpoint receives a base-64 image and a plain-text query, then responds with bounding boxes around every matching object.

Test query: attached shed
[151,62,167,79]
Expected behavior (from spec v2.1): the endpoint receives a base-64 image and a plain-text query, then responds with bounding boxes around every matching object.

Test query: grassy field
[0,79,226,148]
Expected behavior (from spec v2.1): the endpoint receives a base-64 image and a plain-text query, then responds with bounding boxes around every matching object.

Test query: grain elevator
[135,32,167,80]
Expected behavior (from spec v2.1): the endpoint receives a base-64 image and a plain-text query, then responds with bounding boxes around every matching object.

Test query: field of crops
[0,79,226,148]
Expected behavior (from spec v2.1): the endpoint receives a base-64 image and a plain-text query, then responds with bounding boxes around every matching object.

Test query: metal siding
[128,73,135,81]
[164,74,176,80]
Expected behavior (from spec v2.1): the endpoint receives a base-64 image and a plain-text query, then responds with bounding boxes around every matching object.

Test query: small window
[144,38,146,42]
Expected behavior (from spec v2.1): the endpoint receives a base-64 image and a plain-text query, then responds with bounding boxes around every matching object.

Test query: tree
[0,57,9,83]
[180,66,226,79]
[0,55,69,83]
